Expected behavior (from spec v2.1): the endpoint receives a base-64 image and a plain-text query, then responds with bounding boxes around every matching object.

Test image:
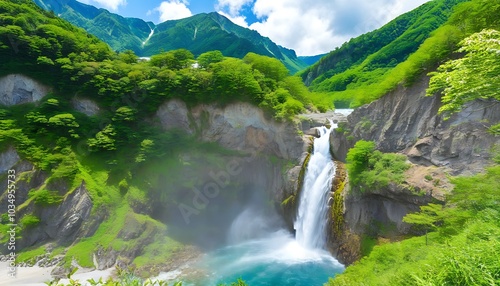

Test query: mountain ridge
[33,0,311,73]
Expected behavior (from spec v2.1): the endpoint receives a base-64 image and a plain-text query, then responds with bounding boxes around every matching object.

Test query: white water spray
[295,123,336,249]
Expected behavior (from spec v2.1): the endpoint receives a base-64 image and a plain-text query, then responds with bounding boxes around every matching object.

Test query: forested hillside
[33,0,154,54]
[300,0,476,107]
[33,0,309,73]
[0,0,327,278]
[328,0,500,283]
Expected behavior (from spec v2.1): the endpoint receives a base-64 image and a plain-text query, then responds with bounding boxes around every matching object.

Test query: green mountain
[3,0,500,284]
[300,0,468,107]
[33,0,153,53]
[0,0,323,279]
[32,0,309,73]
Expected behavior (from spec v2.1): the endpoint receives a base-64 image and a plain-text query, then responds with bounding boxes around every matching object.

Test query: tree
[87,124,117,151]
[211,58,262,102]
[346,140,376,185]
[427,29,500,118]
[403,203,444,245]
[197,50,224,68]
[150,49,194,70]
[119,50,138,64]
[243,52,289,82]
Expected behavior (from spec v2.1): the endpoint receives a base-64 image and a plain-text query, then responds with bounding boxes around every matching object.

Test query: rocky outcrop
[16,182,93,249]
[329,162,451,265]
[156,99,316,242]
[0,146,20,173]
[331,75,500,175]
[327,75,500,265]
[71,97,100,116]
[156,99,305,160]
[0,74,51,106]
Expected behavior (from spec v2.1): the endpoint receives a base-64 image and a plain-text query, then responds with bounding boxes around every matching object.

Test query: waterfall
[158,121,346,285]
[295,123,336,249]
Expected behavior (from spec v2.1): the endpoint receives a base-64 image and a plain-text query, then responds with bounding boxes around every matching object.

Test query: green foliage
[87,125,117,151]
[329,165,500,285]
[346,140,410,191]
[300,0,500,108]
[244,53,289,82]
[197,50,224,68]
[427,29,500,117]
[150,49,194,70]
[30,189,63,206]
[20,214,41,228]
[346,140,376,186]
[118,179,129,194]
[404,203,444,244]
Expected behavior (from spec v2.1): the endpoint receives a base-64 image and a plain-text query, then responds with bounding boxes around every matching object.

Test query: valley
[1,0,500,285]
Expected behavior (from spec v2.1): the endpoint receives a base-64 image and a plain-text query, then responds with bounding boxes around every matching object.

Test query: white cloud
[79,0,127,11]
[153,0,193,22]
[226,0,431,56]
[216,0,253,16]
[217,11,249,28]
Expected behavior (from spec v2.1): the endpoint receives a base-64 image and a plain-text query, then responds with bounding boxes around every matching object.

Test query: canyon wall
[328,75,500,264]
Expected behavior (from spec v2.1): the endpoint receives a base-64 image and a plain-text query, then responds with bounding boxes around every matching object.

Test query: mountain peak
[33,0,310,73]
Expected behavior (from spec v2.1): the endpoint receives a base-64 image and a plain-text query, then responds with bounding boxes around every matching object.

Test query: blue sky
[78,0,431,56]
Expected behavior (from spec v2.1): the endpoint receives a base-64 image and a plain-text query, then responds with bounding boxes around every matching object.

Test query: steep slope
[300,0,467,107]
[325,0,500,275]
[33,0,153,54]
[33,0,309,73]
[144,12,308,73]
[0,1,315,279]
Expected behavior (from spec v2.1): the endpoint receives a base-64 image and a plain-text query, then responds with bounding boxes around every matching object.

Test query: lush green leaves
[197,50,224,68]
[30,189,63,206]
[346,140,410,190]
[427,29,500,117]
[330,165,500,285]
[346,140,376,185]
[20,214,40,228]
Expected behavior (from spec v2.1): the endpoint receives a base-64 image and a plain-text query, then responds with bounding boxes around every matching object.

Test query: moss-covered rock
[326,161,363,265]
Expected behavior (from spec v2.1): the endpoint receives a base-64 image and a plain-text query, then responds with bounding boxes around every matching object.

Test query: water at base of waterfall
[197,230,344,285]
[157,123,345,285]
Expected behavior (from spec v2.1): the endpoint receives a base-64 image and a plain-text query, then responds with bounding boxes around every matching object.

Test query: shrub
[20,214,40,228]
[30,189,63,206]
[118,179,129,195]
[346,140,410,191]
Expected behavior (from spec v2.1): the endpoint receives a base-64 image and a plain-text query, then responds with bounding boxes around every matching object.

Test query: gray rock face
[0,74,51,106]
[157,100,304,160]
[331,76,500,175]
[328,75,500,264]
[72,97,100,116]
[0,146,20,174]
[299,110,348,131]
[156,99,192,133]
[17,182,93,249]
[344,183,438,235]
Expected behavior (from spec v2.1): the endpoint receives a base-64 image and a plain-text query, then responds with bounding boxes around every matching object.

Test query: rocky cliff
[331,75,500,175]
[1,74,313,277]
[327,75,500,264]
[0,74,51,106]
[156,99,309,204]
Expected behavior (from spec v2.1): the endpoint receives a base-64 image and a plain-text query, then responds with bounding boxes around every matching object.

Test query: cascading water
[157,122,345,285]
[295,124,336,249]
